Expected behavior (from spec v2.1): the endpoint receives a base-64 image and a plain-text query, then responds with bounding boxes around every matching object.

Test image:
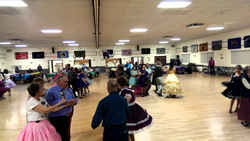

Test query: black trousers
[49,116,71,141]
[103,125,128,141]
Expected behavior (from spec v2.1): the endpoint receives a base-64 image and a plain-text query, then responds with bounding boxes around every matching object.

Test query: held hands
[124,94,132,103]
[65,99,76,106]
[59,97,67,105]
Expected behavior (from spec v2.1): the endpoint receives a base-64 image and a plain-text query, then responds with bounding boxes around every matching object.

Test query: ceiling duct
[91,0,101,49]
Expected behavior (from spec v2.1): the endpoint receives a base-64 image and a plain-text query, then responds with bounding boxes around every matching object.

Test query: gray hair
[56,75,66,84]
[244,66,250,72]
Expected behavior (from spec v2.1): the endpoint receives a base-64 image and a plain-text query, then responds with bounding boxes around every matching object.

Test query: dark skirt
[104,125,128,141]
[238,98,250,121]
[0,87,8,97]
[127,103,152,134]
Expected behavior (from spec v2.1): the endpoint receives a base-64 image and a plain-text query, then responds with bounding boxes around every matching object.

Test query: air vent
[163,35,173,39]
[9,38,24,42]
[0,8,20,16]
[6,49,13,53]
[186,23,205,28]
[171,44,176,48]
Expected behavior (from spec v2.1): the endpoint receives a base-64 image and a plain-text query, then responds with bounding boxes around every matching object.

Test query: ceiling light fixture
[63,40,76,44]
[118,40,130,43]
[68,43,79,47]
[0,42,11,45]
[171,37,181,41]
[15,44,27,48]
[206,26,224,31]
[157,0,192,9]
[0,0,28,7]
[41,29,62,34]
[115,42,125,46]
[159,41,169,44]
[130,28,148,33]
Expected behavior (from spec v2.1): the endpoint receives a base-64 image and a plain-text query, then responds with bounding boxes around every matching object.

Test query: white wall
[0,49,7,71]
[0,44,176,72]
[176,27,250,67]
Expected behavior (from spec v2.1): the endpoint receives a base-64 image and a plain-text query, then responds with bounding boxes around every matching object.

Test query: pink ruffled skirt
[17,120,61,141]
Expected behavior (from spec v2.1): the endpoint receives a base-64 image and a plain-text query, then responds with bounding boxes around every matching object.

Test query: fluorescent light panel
[159,41,169,44]
[171,37,181,41]
[130,28,148,33]
[158,0,192,9]
[0,0,28,7]
[15,44,27,48]
[41,29,62,34]
[206,26,224,31]
[116,42,125,45]
[68,43,79,47]
[0,42,11,45]
[63,40,76,44]
[118,40,130,43]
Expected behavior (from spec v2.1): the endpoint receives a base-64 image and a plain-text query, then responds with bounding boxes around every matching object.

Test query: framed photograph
[199,42,208,52]
[244,36,250,48]
[32,52,45,59]
[122,49,132,56]
[228,37,241,49]
[57,51,69,58]
[15,52,28,60]
[156,48,166,54]
[191,44,198,53]
[141,48,151,54]
[212,40,222,50]
[183,46,188,52]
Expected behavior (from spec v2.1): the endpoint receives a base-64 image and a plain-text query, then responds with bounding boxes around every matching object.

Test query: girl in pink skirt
[17,83,67,141]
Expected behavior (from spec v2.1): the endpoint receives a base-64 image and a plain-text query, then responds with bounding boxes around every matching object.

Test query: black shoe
[241,121,249,127]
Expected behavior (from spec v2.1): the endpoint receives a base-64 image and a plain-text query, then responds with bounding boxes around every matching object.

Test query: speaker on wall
[52,47,55,54]
[136,45,140,51]
[89,60,92,67]
[119,58,122,64]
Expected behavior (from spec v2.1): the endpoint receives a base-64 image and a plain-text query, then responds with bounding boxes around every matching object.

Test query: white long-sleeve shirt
[242,78,250,90]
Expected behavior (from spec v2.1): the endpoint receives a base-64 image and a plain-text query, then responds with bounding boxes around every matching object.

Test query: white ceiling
[1,0,250,48]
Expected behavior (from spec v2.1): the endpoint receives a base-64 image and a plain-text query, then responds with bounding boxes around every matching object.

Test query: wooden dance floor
[1,73,250,141]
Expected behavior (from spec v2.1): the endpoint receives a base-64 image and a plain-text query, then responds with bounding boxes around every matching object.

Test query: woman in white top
[17,83,67,141]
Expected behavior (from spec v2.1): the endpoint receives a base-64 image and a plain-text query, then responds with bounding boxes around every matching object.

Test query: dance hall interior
[1,0,250,141]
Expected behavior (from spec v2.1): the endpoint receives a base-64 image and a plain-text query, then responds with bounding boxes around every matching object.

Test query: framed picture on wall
[212,40,222,50]
[228,37,241,49]
[156,48,166,54]
[182,46,188,52]
[122,49,132,56]
[244,36,250,48]
[15,52,28,60]
[199,42,208,52]
[74,50,85,58]
[57,51,69,58]
[191,44,198,53]
[32,52,45,59]
[141,48,151,54]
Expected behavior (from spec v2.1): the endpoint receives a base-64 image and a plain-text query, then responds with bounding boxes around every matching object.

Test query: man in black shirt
[91,80,129,141]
